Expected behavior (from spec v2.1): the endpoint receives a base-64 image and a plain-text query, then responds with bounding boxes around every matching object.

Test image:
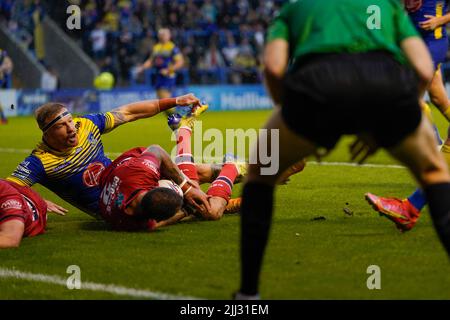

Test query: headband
[42,111,70,132]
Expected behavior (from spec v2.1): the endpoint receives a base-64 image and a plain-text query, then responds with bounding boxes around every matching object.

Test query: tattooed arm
[109,93,202,129]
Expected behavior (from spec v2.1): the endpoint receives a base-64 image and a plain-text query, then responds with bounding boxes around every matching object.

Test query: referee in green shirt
[236,0,450,299]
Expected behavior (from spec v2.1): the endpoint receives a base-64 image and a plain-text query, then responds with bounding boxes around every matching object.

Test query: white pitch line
[0,267,201,300]
[0,147,406,170]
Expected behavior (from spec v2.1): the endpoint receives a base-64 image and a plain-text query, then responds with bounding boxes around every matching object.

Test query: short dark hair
[139,187,183,222]
[34,103,66,131]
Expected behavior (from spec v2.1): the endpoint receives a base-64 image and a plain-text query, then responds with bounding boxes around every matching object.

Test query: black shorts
[281,51,422,149]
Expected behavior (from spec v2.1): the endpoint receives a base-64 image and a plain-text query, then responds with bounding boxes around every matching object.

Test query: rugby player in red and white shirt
[99,145,212,231]
[0,179,66,248]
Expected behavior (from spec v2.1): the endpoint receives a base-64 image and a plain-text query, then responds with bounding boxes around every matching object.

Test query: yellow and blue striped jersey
[7,113,115,218]
[405,0,449,40]
[151,41,182,78]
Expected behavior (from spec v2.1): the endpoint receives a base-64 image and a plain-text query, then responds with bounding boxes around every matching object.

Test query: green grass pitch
[1,109,450,299]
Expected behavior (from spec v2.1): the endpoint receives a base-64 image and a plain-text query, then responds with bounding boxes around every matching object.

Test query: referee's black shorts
[281,51,422,149]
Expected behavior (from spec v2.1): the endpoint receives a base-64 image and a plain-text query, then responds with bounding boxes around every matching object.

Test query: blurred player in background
[0,179,64,248]
[366,0,450,231]
[236,0,450,299]
[136,28,184,116]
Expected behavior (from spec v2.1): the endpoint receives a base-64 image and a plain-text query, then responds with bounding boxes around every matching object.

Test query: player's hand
[175,93,202,108]
[349,134,378,164]
[312,147,330,163]
[420,15,443,31]
[135,65,145,74]
[184,188,211,215]
[45,200,68,216]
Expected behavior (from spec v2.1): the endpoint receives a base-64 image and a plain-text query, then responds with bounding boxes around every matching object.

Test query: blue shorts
[426,38,449,70]
[155,74,176,91]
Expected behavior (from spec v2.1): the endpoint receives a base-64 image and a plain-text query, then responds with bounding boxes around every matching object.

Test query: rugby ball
[158,179,183,197]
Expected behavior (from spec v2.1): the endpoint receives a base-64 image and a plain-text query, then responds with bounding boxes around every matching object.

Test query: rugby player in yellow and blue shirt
[6,94,209,218]
[136,28,184,112]
[366,0,450,232]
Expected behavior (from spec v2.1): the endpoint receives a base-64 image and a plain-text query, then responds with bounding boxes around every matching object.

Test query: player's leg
[239,109,317,296]
[365,67,450,231]
[0,181,26,248]
[387,116,450,254]
[171,101,208,185]
[196,163,222,184]
[441,126,450,168]
[197,160,305,186]
[421,99,443,145]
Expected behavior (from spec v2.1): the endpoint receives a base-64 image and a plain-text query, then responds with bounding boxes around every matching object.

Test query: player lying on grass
[5,94,228,218]
[366,0,450,232]
[0,179,64,248]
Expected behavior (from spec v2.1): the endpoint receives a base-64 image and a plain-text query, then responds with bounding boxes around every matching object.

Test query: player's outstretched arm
[109,93,201,129]
[0,220,24,249]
